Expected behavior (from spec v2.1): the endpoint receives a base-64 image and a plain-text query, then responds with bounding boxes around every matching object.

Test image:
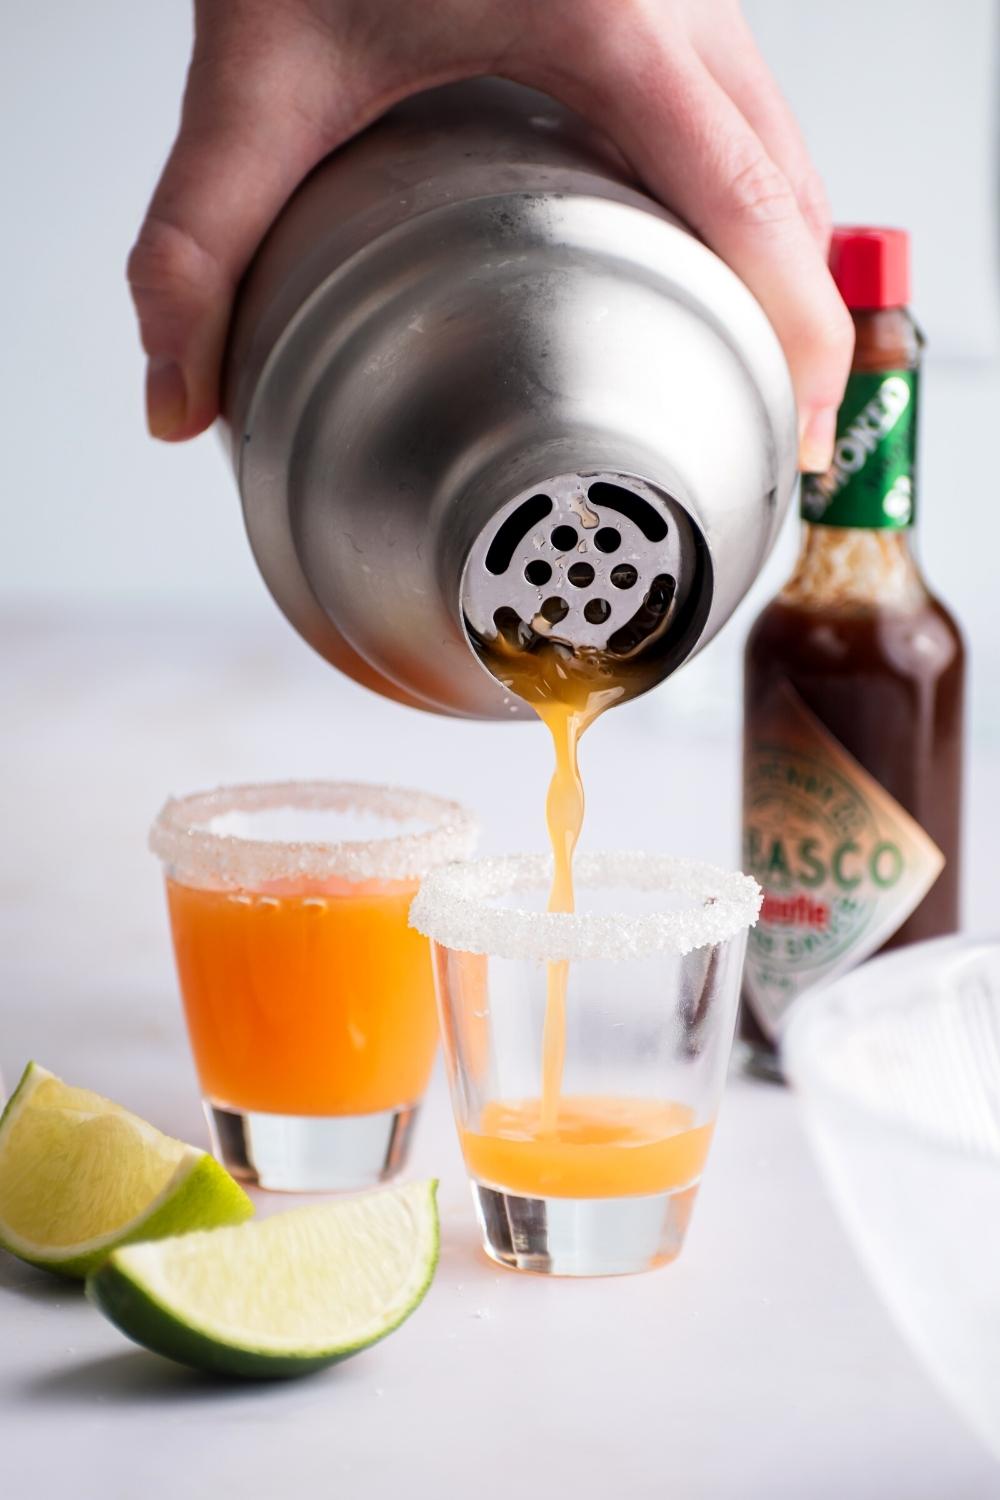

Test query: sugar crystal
[410,851,762,961]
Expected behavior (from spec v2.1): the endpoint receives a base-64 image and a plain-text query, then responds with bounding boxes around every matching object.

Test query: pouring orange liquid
[516,651,621,1129]
[468,626,715,1198]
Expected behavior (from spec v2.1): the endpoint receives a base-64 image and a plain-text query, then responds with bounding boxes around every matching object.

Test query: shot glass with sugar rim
[411,850,761,1276]
[150,781,477,1192]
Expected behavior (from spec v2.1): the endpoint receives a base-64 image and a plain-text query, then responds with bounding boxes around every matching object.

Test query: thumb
[129,46,339,441]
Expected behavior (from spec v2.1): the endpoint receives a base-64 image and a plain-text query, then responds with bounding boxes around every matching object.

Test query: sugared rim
[409,852,761,961]
[149,781,478,888]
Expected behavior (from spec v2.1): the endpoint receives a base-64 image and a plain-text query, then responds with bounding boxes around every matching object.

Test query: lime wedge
[0,1062,253,1278]
[88,1176,440,1374]
[87,1180,439,1378]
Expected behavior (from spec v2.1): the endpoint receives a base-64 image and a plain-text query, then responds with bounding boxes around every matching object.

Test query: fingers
[128,0,504,443]
[558,33,852,472]
[133,0,849,467]
[129,27,343,440]
[697,11,832,249]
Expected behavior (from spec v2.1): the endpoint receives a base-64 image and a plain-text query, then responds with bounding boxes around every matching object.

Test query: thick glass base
[207,1101,418,1192]
[472,1180,699,1276]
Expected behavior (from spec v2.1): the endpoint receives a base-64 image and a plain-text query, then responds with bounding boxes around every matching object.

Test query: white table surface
[2,611,998,1500]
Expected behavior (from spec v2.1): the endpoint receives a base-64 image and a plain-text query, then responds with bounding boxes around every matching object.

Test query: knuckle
[568,0,672,59]
[611,0,658,24]
[820,303,856,362]
[126,216,219,304]
[577,0,646,28]
[802,305,856,395]
[721,148,798,230]
[796,170,832,240]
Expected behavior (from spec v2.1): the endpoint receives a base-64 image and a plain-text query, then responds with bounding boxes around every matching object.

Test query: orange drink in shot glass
[150,782,476,1191]
[411,851,761,1276]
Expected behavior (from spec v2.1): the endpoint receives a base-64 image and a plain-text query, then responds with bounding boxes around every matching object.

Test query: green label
[801,369,917,528]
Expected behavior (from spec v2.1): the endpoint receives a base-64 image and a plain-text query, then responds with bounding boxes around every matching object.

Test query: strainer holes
[610,563,638,589]
[567,562,595,588]
[607,573,677,656]
[540,596,569,623]
[485,494,552,575]
[648,574,676,615]
[584,598,611,624]
[588,482,668,543]
[551,525,578,551]
[594,527,621,554]
[525,559,552,586]
[492,606,531,649]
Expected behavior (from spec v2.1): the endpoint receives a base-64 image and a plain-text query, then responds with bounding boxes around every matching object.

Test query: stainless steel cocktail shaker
[223,79,797,718]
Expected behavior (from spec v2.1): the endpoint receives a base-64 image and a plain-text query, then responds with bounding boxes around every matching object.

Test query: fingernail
[145,357,187,440]
[798,407,837,474]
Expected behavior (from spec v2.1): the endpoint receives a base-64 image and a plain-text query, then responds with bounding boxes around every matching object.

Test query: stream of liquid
[468,625,719,1200]
[458,473,729,1201]
[481,626,649,1127]
[466,595,728,1201]
[516,659,621,1130]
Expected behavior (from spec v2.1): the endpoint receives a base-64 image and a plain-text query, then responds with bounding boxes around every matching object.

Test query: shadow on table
[25,1350,296,1405]
[0,1251,81,1306]
[0,1261,326,1406]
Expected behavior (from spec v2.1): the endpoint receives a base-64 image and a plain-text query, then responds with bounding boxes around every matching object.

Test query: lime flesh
[0,1063,253,1278]
[87,1179,439,1378]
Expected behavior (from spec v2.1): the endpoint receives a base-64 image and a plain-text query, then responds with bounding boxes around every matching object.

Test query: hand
[130,0,852,470]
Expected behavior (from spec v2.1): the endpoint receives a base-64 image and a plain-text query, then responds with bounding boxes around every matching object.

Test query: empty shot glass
[150,781,477,1191]
[410,851,761,1275]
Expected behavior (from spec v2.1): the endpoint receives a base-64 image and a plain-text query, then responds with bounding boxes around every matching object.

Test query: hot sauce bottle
[740,227,965,1078]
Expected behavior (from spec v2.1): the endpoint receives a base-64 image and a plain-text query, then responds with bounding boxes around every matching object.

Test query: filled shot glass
[150,781,477,1192]
[411,852,761,1276]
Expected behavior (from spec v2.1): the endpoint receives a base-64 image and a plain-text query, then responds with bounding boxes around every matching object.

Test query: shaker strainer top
[226,81,795,717]
[461,471,710,663]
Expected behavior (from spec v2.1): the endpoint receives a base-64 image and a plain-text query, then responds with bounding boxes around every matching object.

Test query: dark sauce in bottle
[739,229,965,1077]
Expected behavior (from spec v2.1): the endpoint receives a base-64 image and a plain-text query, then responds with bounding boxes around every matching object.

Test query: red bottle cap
[829,226,910,310]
